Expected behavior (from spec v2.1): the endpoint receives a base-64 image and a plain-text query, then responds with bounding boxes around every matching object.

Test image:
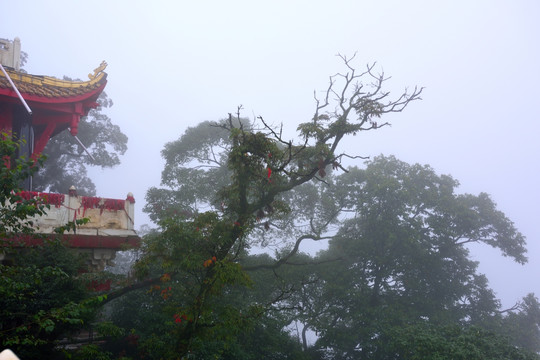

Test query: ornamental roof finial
[88,60,108,80]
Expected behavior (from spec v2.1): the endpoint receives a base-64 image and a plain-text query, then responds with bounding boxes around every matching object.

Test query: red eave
[67,234,140,249]
[2,233,140,249]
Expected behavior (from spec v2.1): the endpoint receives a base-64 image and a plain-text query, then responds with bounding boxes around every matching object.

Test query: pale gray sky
[2,0,539,308]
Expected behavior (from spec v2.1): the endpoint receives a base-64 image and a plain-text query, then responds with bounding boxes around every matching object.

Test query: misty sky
[2,0,539,308]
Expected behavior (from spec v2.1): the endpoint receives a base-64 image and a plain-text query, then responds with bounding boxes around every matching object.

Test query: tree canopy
[135,57,424,357]
[269,155,533,359]
[4,56,539,359]
[121,59,537,359]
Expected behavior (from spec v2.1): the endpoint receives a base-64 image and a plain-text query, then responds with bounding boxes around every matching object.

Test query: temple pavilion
[0,38,139,271]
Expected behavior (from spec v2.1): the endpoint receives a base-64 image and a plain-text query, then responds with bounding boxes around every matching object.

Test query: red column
[0,104,13,133]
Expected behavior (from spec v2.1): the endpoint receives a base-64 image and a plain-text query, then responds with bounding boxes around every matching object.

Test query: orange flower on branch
[203,258,214,267]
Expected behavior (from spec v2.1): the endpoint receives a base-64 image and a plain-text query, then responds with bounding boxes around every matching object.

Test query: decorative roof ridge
[0,61,108,89]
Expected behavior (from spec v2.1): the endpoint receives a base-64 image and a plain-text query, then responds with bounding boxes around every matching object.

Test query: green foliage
[269,156,533,358]
[128,210,257,356]
[0,242,95,358]
[94,321,125,339]
[0,134,101,358]
[54,218,91,234]
[220,316,310,360]
[378,323,539,360]
[145,118,253,223]
[97,133,534,358]
[72,344,114,360]
[499,293,540,353]
[0,133,48,239]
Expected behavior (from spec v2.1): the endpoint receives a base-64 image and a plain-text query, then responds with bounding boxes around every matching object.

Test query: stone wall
[3,189,139,271]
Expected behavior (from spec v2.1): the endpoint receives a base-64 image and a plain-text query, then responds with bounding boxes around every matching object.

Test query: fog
[2,0,539,309]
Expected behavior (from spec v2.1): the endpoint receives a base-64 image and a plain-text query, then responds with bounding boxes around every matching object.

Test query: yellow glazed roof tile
[0,61,108,99]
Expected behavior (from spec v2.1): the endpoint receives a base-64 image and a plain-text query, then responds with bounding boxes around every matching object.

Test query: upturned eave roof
[0,61,108,104]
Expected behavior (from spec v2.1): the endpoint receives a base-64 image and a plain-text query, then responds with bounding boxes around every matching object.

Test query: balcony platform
[1,188,140,270]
